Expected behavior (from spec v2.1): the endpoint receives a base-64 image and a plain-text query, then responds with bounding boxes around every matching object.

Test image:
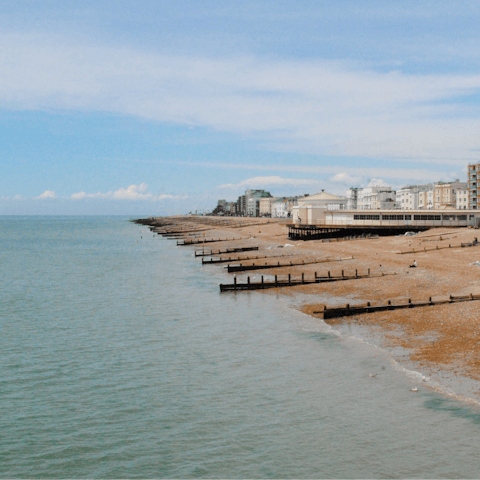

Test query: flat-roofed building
[259,197,277,216]
[293,209,480,228]
[357,186,396,210]
[468,163,480,209]
[457,188,469,209]
[396,184,434,210]
[434,180,467,209]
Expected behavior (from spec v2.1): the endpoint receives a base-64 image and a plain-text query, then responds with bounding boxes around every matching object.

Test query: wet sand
[140,216,480,399]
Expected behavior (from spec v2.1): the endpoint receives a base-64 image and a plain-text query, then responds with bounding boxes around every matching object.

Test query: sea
[2,216,480,479]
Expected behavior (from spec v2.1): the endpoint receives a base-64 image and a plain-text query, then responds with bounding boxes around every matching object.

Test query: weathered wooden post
[275,275,278,286]
[234,276,237,291]
[248,276,250,284]
[388,300,391,305]
[328,271,331,278]
[342,270,344,278]
[302,273,304,282]
[261,276,264,284]
[288,274,291,283]
[355,269,358,278]
[368,268,370,275]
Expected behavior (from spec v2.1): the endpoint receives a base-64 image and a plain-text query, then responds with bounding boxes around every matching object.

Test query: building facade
[468,164,480,209]
[433,180,468,209]
[357,186,396,210]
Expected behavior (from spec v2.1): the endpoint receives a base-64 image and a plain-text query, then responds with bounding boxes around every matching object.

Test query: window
[381,215,404,220]
[414,215,441,221]
[457,215,467,221]
[405,215,412,220]
[354,214,380,220]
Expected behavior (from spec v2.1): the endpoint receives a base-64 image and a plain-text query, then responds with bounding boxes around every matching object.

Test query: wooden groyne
[177,238,239,246]
[220,270,395,292]
[397,238,478,254]
[314,293,480,319]
[226,256,354,273]
[194,246,259,257]
[202,253,291,265]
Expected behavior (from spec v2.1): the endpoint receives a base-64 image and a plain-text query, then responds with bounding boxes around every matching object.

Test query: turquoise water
[2,216,480,478]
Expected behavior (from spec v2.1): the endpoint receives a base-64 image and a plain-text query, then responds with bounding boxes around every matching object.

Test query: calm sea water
[2,216,480,478]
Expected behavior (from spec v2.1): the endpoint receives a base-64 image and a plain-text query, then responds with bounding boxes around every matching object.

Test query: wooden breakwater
[202,253,291,265]
[220,270,395,292]
[177,238,239,246]
[194,246,259,257]
[397,238,478,254]
[226,256,354,273]
[314,293,480,319]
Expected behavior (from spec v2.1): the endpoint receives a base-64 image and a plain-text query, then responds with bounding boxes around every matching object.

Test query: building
[259,197,277,217]
[433,180,467,209]
[345,188,359,209]
[468,164,480,209]
[271,197,301,218]
[292,191,347,224]
[457,188,469,210]
[396,184,434,210]
[293,208,480,228]
[245,189,272,217]
[418,190,434,209]
[357,186,396,210]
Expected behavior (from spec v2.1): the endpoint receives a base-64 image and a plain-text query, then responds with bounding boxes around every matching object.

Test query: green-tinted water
[2,216,480,478]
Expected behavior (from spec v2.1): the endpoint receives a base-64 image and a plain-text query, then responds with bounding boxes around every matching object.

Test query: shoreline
[137,215,480,403]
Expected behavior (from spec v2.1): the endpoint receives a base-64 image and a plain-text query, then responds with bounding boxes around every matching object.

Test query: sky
[2,0,480,215]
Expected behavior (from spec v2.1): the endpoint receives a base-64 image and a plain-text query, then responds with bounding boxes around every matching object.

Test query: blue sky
[2,0,480,214]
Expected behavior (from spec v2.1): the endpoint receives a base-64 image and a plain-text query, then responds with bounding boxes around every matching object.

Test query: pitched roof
[304,191,343,201]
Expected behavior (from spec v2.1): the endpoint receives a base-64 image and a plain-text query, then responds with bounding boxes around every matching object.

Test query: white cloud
[367,178,391,187]
[36,190,56,199]
[219,176,320,190]
[3,33,480,163]
[70,184,187,201]
[330,172,364,185]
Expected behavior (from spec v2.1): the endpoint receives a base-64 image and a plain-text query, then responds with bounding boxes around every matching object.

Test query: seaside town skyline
[213,163,480,217]
[2,1,480,216]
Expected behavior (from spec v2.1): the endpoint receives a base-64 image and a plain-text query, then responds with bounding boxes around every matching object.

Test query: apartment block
[433,180,467,209]
[468,164,480,209]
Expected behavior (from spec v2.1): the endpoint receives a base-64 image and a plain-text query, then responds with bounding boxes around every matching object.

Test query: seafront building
[396,184,434,210]
[433,180,467,209]
[357,186,397,210]
[246,189,272,217]
[259,197,277,216]
[468,163,480,209]
[214,171,472,218]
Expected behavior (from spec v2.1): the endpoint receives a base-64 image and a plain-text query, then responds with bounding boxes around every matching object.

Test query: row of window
[352,214,468,221]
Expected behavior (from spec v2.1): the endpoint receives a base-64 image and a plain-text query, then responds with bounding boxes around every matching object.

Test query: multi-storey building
[357,186,396,210]
[456,188,469,209]
[345,188,359,209]
[418,190,434,209]
[433,180,467,209]
[245,189,272,217]
[396,184,434,210]
[468,163,480,209]
[259,197,277,216]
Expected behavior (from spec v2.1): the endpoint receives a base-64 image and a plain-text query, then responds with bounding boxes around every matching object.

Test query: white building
[456,188,469,209]
[396,184,434,210]
[357,186,396,210]
[292,191,347,224]
[345,188,359,209]
[434,180,468,209]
